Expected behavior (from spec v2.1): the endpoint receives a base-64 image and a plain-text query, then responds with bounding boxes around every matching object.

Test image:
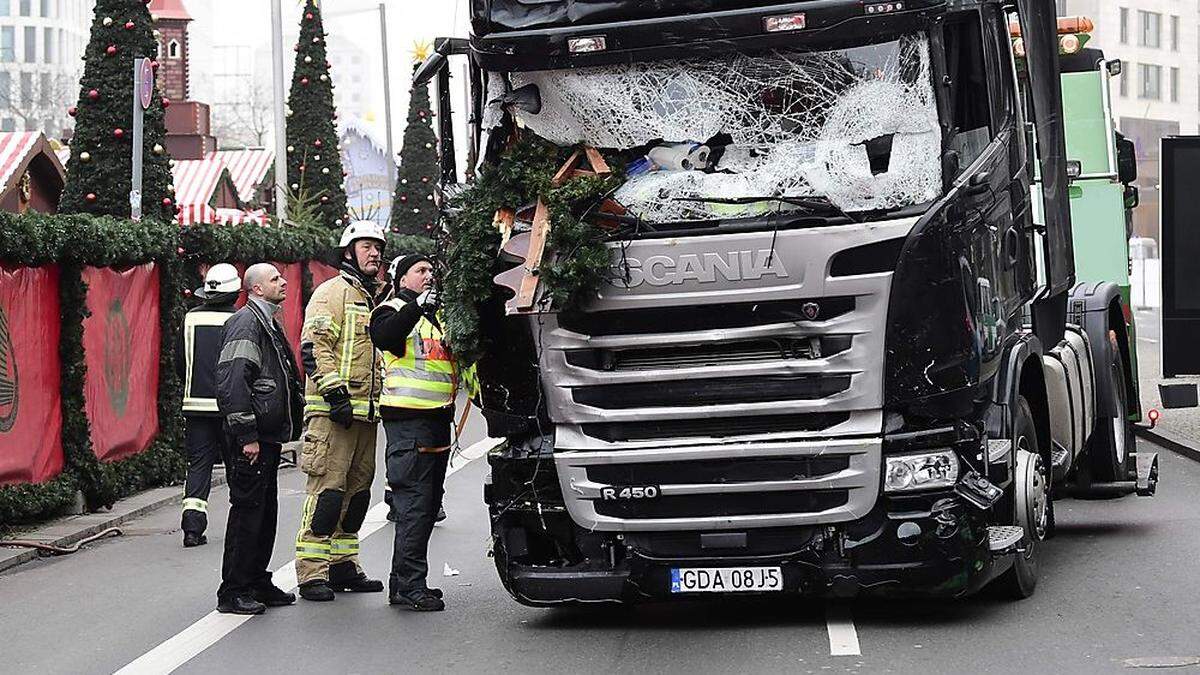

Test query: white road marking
[825,604,861,656]
[1138,337,1159,344]
[115,436,500,675]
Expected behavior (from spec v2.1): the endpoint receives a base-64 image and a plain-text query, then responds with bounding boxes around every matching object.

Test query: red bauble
[300,77,309,86]
[421,177,429,183]
[293,44,300,52]
[320,196,329,203]
[313,139,322,148]
[176,247,185,255]
[106,45,117,56]
[124,21,134,30]
[305,12,313,19]
[113,127,125,139]
[85,192,97,202]
[391,227,399,233]
[163,197,173,206]
[399,195,408,203]
[150,60,159,70]
[183,288,193,297]
[67,106,77,117]
[161,97,171,108]
[88,89,100,101]
[299,164,306,172]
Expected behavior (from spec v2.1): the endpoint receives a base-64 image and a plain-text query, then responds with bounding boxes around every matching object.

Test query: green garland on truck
[441,138,623,363]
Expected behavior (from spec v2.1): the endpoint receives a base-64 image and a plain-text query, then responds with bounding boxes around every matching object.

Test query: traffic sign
[137,58,154,110]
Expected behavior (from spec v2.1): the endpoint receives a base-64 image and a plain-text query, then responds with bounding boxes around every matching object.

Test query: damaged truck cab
[425,0,1159,603]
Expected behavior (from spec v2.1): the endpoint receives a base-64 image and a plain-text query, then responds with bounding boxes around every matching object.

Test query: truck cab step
[987,525,1025,552]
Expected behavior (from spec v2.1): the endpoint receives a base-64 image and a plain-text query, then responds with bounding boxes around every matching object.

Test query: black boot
[217,595,266,615]
[328,561,384,593]
[389,588,445,611]
[252,585,297,607]
[183,532,207,548]
[298,580,336,602]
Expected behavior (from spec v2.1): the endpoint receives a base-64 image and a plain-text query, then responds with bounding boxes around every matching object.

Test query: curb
[0,469,231,575]
[1134,425,1200,464]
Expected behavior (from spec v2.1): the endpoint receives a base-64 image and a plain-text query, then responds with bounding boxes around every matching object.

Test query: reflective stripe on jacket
[301,272,381,420]
[379,315,458,410]
[181,307,235,415]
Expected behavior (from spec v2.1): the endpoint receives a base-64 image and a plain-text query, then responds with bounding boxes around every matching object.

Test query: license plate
[670,567,783,593]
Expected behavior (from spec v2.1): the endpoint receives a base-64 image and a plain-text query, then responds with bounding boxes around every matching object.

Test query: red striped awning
[172,157,227,208]
[211,149,273,204]
[0,132,42,192]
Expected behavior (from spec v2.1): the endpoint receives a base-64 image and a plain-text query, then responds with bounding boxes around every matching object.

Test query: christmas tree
[285,0,349,230]
[60,0,174,219]
[390,48,439,238]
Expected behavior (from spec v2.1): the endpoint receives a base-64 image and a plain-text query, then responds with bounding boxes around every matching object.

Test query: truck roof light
[1059,33,1082,55]
[1010,16,1094,38]
[1066,160,1083,179]
[568,36,607,53]
[865,2,904,15]
[763,13,806,33]
[1013,38,1026,58]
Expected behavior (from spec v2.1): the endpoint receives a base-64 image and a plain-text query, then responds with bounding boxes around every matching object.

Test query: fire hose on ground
[1,527,122,556]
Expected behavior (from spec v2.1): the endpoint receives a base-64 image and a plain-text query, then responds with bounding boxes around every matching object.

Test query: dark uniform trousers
[217,440,282,603]
[385,424,450,593]
[182,417,226,536]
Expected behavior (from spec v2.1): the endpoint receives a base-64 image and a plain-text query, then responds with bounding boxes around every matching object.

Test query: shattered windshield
[501,34,942,222]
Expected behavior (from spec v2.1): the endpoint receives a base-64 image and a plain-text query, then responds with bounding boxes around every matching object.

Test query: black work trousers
[182,416,225,536]
[384,420,450,593]
[217,439,281,603]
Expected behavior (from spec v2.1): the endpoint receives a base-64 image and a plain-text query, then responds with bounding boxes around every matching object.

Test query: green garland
[0,213,183,527]
[442,138,623,363]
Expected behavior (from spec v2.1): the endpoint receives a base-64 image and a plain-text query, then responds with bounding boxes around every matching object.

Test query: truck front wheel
[1087,335,1134,482]
[994,397,1049,600]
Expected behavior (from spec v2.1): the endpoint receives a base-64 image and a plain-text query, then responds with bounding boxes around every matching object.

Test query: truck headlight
[885,451,960,493]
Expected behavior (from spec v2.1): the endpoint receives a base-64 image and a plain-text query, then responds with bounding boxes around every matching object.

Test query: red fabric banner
[82,264,161,463]
[0,265,63,486]
[273,262,303,363]
[309,261,339,290]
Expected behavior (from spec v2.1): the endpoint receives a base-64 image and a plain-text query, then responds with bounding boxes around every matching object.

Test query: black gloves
[324,387,354,429]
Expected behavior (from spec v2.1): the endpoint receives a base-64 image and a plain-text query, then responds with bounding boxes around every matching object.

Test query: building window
[1119,8,1129,44]
[168,39,180,59]
[22,25,33,63]
[1170,15,1179,51]
[0,0,8,15]
[19,72,31,105]
[38,72,49,105]
[0,119,13,132]
[0,72,9,105]
[1139,11,1161,48]
[42,27,51,61]
[39,0,47,17]
[18,0,27,16]
[1170,67,1179,103]
[1139,63,1162,100]
[1119,70,1128,98]
[0,27,12,62]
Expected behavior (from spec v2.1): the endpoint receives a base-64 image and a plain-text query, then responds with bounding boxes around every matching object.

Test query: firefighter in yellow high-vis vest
[369,252,471,612]
[294,221,387,602]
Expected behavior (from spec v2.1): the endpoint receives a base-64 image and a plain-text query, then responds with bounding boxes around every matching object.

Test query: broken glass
[508,34,943,220]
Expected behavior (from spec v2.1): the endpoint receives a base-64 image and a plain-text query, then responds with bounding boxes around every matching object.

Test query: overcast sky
[187,0,470,154]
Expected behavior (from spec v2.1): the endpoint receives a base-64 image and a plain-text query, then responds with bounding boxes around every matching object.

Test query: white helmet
[338,220,387,249]
[196,263,241,298]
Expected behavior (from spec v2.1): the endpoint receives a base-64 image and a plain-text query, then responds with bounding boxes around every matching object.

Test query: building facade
[1057,0,1200,240]
[0,0,93,137]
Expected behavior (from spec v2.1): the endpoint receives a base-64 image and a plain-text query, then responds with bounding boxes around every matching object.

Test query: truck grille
[594,490,848,520]
[536,216,917,531]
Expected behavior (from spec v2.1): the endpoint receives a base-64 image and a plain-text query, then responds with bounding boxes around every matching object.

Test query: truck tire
[994,397,1049,600]
[1087,337,1133,482]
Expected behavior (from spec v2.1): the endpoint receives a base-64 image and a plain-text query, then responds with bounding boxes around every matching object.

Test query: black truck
[417,0,1163,604]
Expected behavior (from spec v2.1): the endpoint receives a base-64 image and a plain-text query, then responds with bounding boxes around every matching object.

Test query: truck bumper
[493,495,1009,606]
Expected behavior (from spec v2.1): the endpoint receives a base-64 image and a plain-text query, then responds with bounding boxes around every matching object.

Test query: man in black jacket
[176,263,241,548]
[214,263,304,615]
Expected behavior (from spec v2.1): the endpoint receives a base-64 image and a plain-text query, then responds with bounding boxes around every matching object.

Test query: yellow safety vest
[182,309,234,414]
[380,316,458,410]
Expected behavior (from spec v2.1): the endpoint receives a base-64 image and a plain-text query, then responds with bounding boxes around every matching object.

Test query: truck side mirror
[1116,133,1137,185]
[1106,59,1123,77]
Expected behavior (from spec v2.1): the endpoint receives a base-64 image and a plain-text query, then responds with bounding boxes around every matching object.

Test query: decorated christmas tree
[390,46,439,238]
[285,0,349,229]
[60,0,174,219]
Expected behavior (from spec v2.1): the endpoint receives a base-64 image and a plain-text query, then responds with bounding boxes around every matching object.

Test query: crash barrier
[0,215,432,529]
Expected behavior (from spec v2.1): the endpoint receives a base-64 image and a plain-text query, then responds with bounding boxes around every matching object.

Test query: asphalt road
[2,430,1199,674]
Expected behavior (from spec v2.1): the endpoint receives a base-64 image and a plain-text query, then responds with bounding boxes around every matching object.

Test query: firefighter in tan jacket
[294,221,387,602]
